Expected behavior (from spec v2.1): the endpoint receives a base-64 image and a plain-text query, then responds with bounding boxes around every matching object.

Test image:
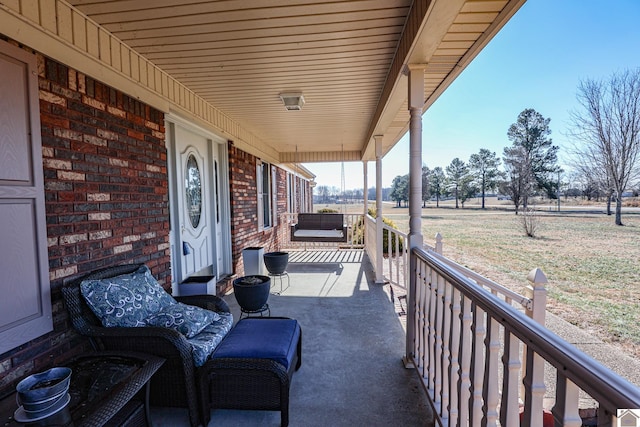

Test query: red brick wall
[0,54,170,398]
[227,143,293,288]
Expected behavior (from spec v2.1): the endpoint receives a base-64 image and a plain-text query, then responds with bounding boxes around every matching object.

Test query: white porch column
[363,161,368,217]
[405,64,425,367]
[374,135,384,285]
[407,65,425,250]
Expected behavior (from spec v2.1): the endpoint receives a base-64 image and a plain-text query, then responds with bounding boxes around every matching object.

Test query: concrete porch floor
[151,250,434,426]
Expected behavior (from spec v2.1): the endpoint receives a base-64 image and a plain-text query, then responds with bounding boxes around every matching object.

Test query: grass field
[318,199,640,357]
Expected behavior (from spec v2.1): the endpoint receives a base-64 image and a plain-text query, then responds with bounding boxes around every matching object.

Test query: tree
[500,146,530,214]
[315,185,331,203]
[569,69,640,225]
[446,158,469,209]
[430,167,446,207]
[569,147,615,212]
[389,174,409,207]
[503,109,559,212]
[422,165,431,207]
[469,149,502,209]
[459,174,478,208]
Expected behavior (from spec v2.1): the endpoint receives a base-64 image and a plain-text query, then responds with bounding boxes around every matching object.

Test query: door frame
[165,114,232,293]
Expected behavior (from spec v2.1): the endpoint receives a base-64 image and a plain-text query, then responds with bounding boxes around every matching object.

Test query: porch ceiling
[68,0,524,163]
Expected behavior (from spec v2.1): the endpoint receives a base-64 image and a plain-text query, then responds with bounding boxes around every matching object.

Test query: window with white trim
[287,173,297,213]
[256,160,274,229]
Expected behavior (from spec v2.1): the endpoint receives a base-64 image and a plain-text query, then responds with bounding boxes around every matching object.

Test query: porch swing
[290,146,348,243]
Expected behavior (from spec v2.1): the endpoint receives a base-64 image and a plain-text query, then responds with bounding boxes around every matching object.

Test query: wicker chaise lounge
[62,263,227,426]
[62,263,302,427]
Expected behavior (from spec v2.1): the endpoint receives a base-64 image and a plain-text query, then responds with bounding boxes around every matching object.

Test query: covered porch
[2,1,639,426]
[153,250,434,426]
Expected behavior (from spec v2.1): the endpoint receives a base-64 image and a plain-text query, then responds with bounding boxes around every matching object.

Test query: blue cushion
[187,312,234,367]
[144,302,220,338]
[212,318,300,370]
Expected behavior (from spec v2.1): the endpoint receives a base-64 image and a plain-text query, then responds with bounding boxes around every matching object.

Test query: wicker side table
[1,351,164,427]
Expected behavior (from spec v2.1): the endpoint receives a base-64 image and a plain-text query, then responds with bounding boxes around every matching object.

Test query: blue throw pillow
[81,265,176,328]
[144,302,220,338]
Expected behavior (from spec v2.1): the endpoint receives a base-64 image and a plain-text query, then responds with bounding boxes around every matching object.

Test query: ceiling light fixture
[279,93,305,111]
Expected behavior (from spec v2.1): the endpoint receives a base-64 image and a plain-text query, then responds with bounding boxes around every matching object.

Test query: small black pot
[263,251,289,275]
[233,275,271,311]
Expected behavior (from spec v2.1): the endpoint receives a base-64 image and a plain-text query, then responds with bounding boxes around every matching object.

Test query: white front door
[175,126,213,280]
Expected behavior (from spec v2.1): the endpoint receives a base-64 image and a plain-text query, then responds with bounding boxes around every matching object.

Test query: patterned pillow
[144,302,220,338]
[187,312,234,367]
[80,265,176,328]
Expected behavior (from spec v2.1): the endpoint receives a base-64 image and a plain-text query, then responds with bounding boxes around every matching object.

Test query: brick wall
[0,54,170,398]
[227,143,293,289]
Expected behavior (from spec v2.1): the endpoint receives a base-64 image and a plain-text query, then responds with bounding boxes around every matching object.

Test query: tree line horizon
[314,69,640,226]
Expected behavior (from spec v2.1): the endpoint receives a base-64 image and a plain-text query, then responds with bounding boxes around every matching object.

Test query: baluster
[428,267,438,396]
[522,347,545,427]
[387,229,392,280]
[449,287,462,426]
[482,316,500,426]
[422,264,430,374]
[395,231,400,285]
[469,304,485,427]
[440,279,452,424]
[415,262,426,372]
[433,274,445,414]
[458,295,473,426]
[552,373,582,427]
[500,329,521,427]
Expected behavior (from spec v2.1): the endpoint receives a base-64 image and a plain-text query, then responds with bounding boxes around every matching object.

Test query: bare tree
[568,143,615,213]
[501,145,532,214]
[569,69,640,225]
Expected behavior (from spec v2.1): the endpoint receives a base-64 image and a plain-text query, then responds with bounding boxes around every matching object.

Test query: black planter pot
[233,275,271,311]
[263,251,289,275]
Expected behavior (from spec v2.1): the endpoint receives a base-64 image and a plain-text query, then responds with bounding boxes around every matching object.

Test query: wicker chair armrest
[85,324,194,359]
[175,294,230,313]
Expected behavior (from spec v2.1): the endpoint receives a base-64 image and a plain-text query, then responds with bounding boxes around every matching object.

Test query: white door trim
[165,114,232,293]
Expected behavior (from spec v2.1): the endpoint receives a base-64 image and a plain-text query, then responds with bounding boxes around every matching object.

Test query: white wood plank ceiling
[68,0,525,163]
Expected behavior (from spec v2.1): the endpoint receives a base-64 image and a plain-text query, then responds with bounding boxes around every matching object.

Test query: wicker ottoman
[199,317,302,427]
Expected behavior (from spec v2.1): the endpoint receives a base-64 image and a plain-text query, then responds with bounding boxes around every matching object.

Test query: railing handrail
[427,249,533,310]
[413,246,640,413]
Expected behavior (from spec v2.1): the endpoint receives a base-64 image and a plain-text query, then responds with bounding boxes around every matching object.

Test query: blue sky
[308,0,640,190]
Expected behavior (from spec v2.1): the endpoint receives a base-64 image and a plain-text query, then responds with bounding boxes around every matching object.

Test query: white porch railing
[364,214,413,290]
[408,247,640,426]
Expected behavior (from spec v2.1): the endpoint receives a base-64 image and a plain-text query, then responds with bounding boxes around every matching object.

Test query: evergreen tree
[389,174,409,207]
[430,167,446,207]
[503,109,559,211]
[446,158,469,209]
[469,149,502,209]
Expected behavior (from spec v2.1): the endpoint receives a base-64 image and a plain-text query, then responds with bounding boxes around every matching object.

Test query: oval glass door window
[185,154,202,228]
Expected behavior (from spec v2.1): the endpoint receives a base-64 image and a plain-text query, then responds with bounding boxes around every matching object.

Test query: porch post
[374,135,384,285]
[363,161,368,217]
[405,64,425,367]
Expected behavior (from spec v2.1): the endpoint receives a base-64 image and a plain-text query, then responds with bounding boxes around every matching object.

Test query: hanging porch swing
[289,145,348,243]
